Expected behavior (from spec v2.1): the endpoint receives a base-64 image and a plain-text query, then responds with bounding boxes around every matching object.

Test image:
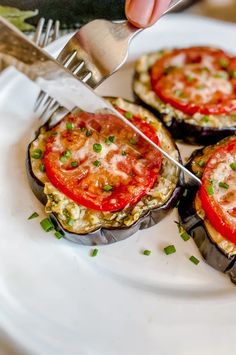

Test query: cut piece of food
[133,47,236,145]
[178,136,236,284]
[26,98,182,245]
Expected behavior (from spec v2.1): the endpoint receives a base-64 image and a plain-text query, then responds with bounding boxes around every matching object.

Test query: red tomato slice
[151,47,236,115]
[44,111,162,212]
[199,138,236,243]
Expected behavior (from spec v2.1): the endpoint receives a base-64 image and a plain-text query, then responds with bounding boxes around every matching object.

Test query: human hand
[125,0,172,28]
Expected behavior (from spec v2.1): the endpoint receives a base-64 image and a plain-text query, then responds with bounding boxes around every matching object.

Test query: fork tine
[71,61,85,75]
[53,20,60,42]
[81,71,92,83]
[42,19,53,48]
[62,50,77,67]
[34,17,45,46]
[34,91,48,112]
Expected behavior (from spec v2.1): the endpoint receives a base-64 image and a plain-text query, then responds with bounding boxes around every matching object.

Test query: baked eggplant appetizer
[178,135,236,283]
[26,98,183,245]
[133,46,236,145]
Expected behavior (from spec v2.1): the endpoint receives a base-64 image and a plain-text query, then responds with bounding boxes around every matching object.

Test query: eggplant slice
[178,136,236,284]
[133,50,236,145]
[26,98,183,245]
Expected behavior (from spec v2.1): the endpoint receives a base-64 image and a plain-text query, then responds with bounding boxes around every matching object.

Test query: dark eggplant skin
[133,61,236,146]
[26,99,184,245]
[178,140,236,284]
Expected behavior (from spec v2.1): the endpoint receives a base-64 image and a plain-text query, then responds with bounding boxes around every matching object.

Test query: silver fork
[34,18,60,48]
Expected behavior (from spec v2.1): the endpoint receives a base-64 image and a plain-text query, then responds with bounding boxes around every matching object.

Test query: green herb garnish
[201,115,209,123]
[189,255,200,265]
[129,138,137,145]
[91,248,98,257]
[54,231,63,239]
[198,159,206,167]
[86,129,93,137]
[31,148,43,159]
[66,122,74,130]
[230,162,236,171]
[183,189,188,197]
[219,58,229,68]
[124,112,133,119]
[196,171,202,178]
[103,184,113,192]
[40,218,54,232]
[67,218,74,227]
[174,89,182,97]
[28,212,39,220]
[143,250,151,256]
[93,143,102,153]
[39,163,45,173]
[207,185,214,195]
[0,6,38,31]
[232,71,236,79]
[71,161,78,168]
[218,181,229,189]
[164,245,176,255]
[105,136,115,145]
[93,160,101,167]
[121,150,127,156]
[60,156,67,163]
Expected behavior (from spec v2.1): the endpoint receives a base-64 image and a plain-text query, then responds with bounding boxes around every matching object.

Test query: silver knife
[0,17,201,185]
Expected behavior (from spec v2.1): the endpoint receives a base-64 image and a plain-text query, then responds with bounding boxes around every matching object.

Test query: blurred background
[0,0,236,32]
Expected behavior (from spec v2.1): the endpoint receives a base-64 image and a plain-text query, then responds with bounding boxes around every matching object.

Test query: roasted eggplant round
[26,98,183,245]
[178,136,236,284]
[133,47,236,145]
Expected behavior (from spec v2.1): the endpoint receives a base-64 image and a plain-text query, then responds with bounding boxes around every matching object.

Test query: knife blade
[0,16,201,185]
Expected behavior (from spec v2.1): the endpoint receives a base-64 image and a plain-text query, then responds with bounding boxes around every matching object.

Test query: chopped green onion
[143,249,151,256]
[28,212,39,220]
[54,231,63,239]
[198,159,206,167]
[63,150,71,158]
[39,163,45,173]
[124,111,133,119]
[174,89,182,97]
[189,255,200,265]
[196,171,202,178]
[230,162,236,171]
[31,148,43,159]
[187,75,194,83]
[121,150,127,156]
[67,218,74,227]
[91,248,98,257]
[86,129,93,137]
[218,181,229,189]
[66,122,74,130]
[71,161,78,168]
[219,58,229,68]
[93,143,102,153]
[80,127,86,132]
[105,135,115,145]
[40,218,54,232]
[93,160,101,167]
[164,245,176,255]
[60,156,67,163]
[183,189,188,197]
[129,138,137,145]
[51,131,58,137]
[232,71,236,79]
[207,185,214,195]
[180,231,190,241]
[103,184,113,192]
[201,115,209,123]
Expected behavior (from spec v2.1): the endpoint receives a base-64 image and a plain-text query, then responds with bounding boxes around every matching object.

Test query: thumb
[125,0,172,28]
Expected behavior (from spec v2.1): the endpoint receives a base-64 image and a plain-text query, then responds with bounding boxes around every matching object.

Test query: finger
[125,0,171,28]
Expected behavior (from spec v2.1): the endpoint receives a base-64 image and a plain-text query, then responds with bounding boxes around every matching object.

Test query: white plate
[0,14,235,355]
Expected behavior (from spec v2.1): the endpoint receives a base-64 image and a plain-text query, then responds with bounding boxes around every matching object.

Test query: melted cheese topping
[210,151,236,227]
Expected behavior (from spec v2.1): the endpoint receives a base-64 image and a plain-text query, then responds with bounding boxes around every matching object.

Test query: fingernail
[126,0,155,27]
